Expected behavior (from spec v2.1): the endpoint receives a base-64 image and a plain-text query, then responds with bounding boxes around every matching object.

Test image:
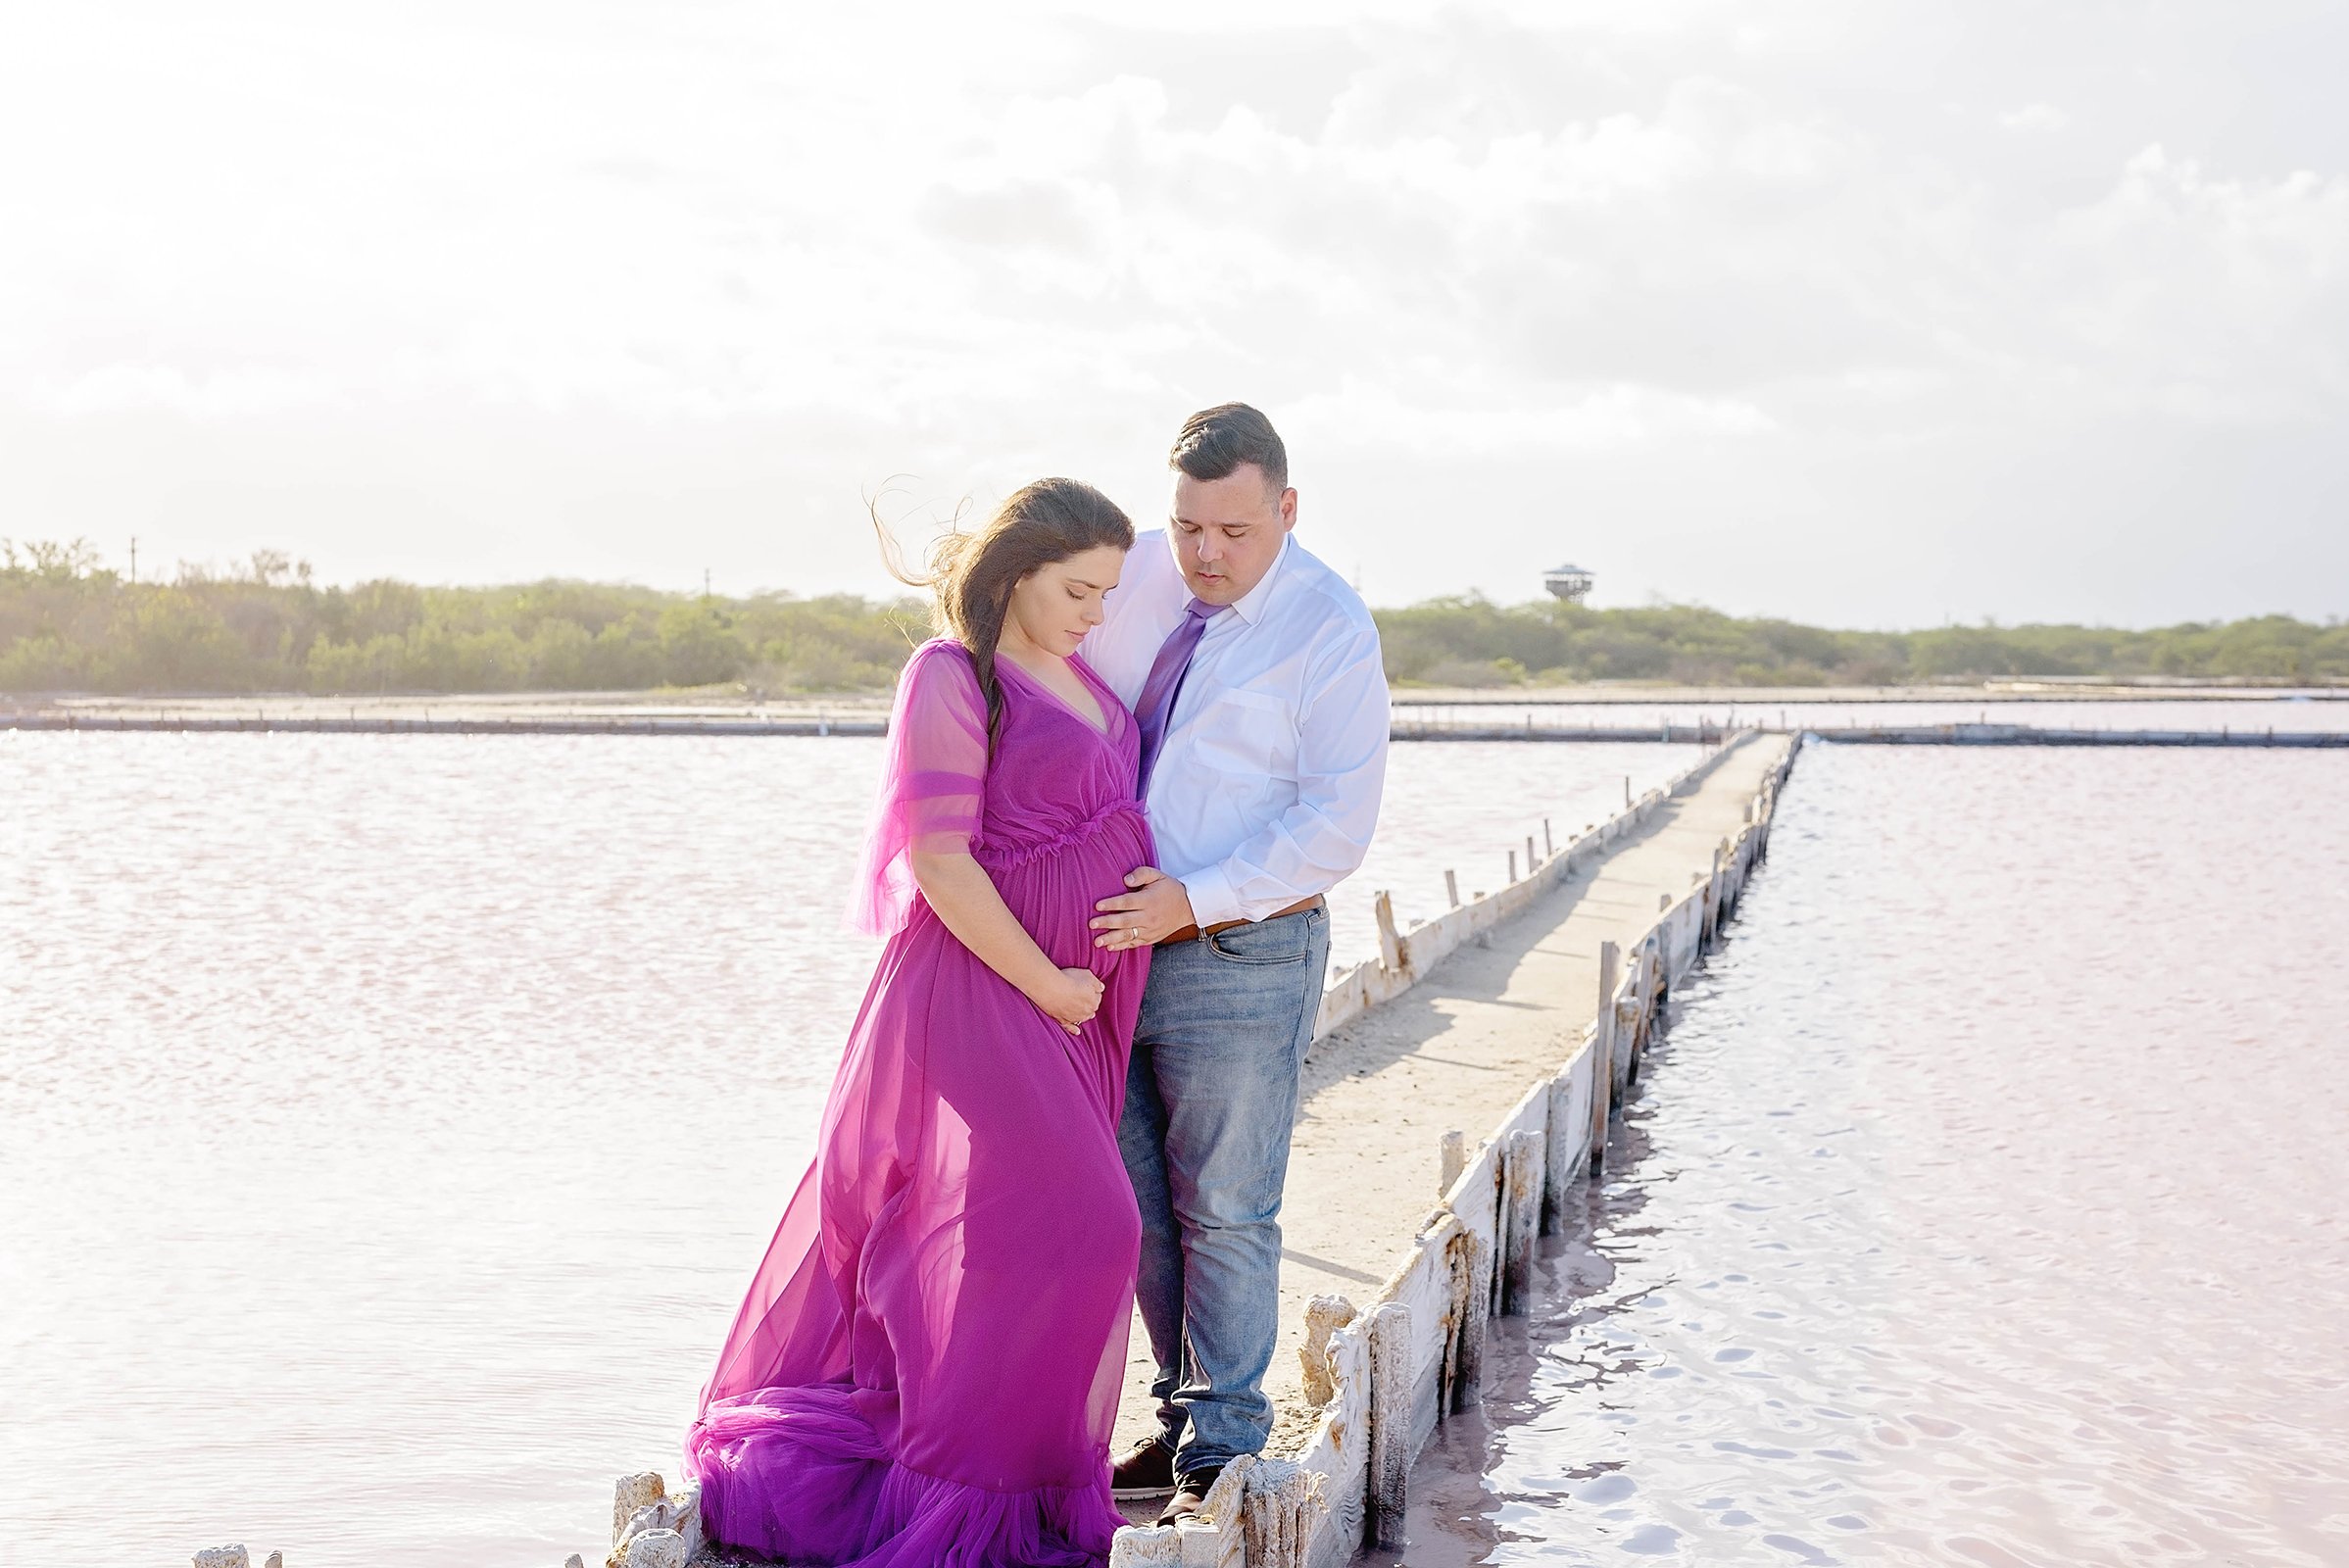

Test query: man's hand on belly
[1092,867,1197,951]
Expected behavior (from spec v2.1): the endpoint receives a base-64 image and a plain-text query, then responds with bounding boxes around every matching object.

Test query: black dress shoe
[1110,1433,1179,1499]
[1154,1463,1226,1527]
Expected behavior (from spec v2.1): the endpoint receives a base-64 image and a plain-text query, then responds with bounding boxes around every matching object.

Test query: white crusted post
[668,1480,703,1562]
[1450,1225,1491,1412]
[1374,889,1401,973]
[613,1474,664,1545]
[1242,1459,1324,1568]
[1439,1128,1466,1196]
[1500,1128,1542,1315]
[1299,1293,1357,1408]
[1590,941,1620,1173]
[1542,1073,1575,1234]
[1365,1301,1413,1549]
[1182,1457,1253,1568]
[1107,1526,1183,1567]
[619,1530,686,1568]
[1615,996,1638,1094]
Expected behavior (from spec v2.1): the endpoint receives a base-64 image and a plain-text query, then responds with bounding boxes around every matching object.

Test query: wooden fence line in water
[1107,732,1799,1568]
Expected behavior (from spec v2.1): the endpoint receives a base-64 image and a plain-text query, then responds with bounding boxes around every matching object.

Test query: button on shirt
[1083,529,1389,929]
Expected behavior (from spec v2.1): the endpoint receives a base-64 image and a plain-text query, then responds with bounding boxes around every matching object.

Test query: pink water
[1389,744,2349,1567]
[0,732,1692,1567]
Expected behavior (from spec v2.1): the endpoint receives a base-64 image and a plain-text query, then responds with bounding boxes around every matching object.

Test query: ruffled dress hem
[687,1385,1121,1568]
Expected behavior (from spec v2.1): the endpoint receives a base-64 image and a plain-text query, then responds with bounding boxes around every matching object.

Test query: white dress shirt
[1084,529,1389,928]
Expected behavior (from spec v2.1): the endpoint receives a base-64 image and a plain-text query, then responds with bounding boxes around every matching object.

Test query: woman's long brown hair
[876,477,1135,749]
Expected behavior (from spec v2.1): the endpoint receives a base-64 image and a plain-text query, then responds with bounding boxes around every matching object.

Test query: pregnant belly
[978,808,1156,970]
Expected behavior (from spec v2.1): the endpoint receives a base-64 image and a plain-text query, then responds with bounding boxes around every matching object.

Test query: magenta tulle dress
[686,638,1153,1566]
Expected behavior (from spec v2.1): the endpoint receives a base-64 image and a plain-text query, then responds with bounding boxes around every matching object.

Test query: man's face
[1169,464,1297,606]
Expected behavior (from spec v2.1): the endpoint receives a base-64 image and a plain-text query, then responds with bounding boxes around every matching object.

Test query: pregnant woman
[686,478,1152,1566]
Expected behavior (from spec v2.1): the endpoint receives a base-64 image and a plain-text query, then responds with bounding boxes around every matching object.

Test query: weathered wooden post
[1366,1302,1413,1549]
[1449,1227,1491,1412]
[1106,1526,1182,1567]
[1500,1128,1543,1314]
[614,1475,664,1542]
[1242,1459,1322,1568]
[1525,833,1537,872]
[1507,849,1518,883]
[1589,941,1620,1173]
[1719,840,1737,939]
[1615,952,1645,1093]
[1542,1071,1575,1234]
[1439,1129,1466,1195]
[1543,817,1553,856]
[1299,1294,1356,1407]
[1444,868,1459,907]
[1373,890,1401,973]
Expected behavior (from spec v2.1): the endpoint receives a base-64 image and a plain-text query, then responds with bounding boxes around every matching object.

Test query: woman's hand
[1032,966,1105,1035]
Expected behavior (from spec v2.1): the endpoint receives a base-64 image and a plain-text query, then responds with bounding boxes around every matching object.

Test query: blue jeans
[1118,905,1331,1477]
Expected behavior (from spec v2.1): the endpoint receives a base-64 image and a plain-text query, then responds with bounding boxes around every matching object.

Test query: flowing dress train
[687,639,1152,1567]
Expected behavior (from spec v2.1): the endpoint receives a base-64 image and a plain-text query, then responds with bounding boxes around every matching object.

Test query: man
[1083,402,1389,1525]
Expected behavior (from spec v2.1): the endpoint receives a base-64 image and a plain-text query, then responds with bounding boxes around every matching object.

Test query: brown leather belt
[1157,894,1325,948]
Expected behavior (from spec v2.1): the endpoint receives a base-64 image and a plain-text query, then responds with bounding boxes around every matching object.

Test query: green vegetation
[4,539,2342,694]
[1376,597,2349,687]
[0,540,927,695]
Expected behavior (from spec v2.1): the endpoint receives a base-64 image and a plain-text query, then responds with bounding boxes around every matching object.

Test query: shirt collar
[1218,534,1292,626]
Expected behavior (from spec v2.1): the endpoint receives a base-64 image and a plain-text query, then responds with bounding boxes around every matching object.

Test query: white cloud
[2000,104,2070,132]
[0,0,2342,624]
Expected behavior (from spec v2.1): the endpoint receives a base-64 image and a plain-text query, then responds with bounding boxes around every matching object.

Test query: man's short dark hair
[1169,403,1288,493]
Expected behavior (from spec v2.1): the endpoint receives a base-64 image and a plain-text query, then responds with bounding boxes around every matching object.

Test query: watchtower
[1542,564,1594,603]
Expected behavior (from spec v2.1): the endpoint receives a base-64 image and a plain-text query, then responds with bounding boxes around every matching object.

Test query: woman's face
[1004,543,1127,658]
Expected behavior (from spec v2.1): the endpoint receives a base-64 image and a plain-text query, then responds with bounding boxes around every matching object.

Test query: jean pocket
[1204,913,1314,966]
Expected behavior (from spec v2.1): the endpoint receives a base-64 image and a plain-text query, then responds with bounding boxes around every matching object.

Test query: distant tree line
[0,540,926,696]
[3,538,2342,694]
[1375,596,2349,687]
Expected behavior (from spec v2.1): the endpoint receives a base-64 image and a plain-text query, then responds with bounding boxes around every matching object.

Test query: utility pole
[704,567,711,602]
[129,536,138,585]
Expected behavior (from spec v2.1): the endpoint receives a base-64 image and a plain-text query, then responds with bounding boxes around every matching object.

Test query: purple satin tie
[1133,596,1221,791]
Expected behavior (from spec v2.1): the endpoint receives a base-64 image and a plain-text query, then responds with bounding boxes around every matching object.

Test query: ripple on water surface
[1389,744,2349,1568]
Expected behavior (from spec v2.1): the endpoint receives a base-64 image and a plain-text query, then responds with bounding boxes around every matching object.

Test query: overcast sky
[3,0,2342,627]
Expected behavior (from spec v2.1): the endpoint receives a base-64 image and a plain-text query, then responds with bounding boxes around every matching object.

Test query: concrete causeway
[1109,733,1796,1484]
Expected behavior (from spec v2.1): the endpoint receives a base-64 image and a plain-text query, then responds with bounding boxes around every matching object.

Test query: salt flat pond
[1392,744,2349,1568]
[0,733,1693,1568]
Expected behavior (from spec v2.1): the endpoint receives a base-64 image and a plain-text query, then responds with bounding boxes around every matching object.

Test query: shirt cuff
[1179,865,1244,930]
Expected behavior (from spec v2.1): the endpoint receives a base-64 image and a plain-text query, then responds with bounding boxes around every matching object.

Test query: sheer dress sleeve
[846,640,990,936]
